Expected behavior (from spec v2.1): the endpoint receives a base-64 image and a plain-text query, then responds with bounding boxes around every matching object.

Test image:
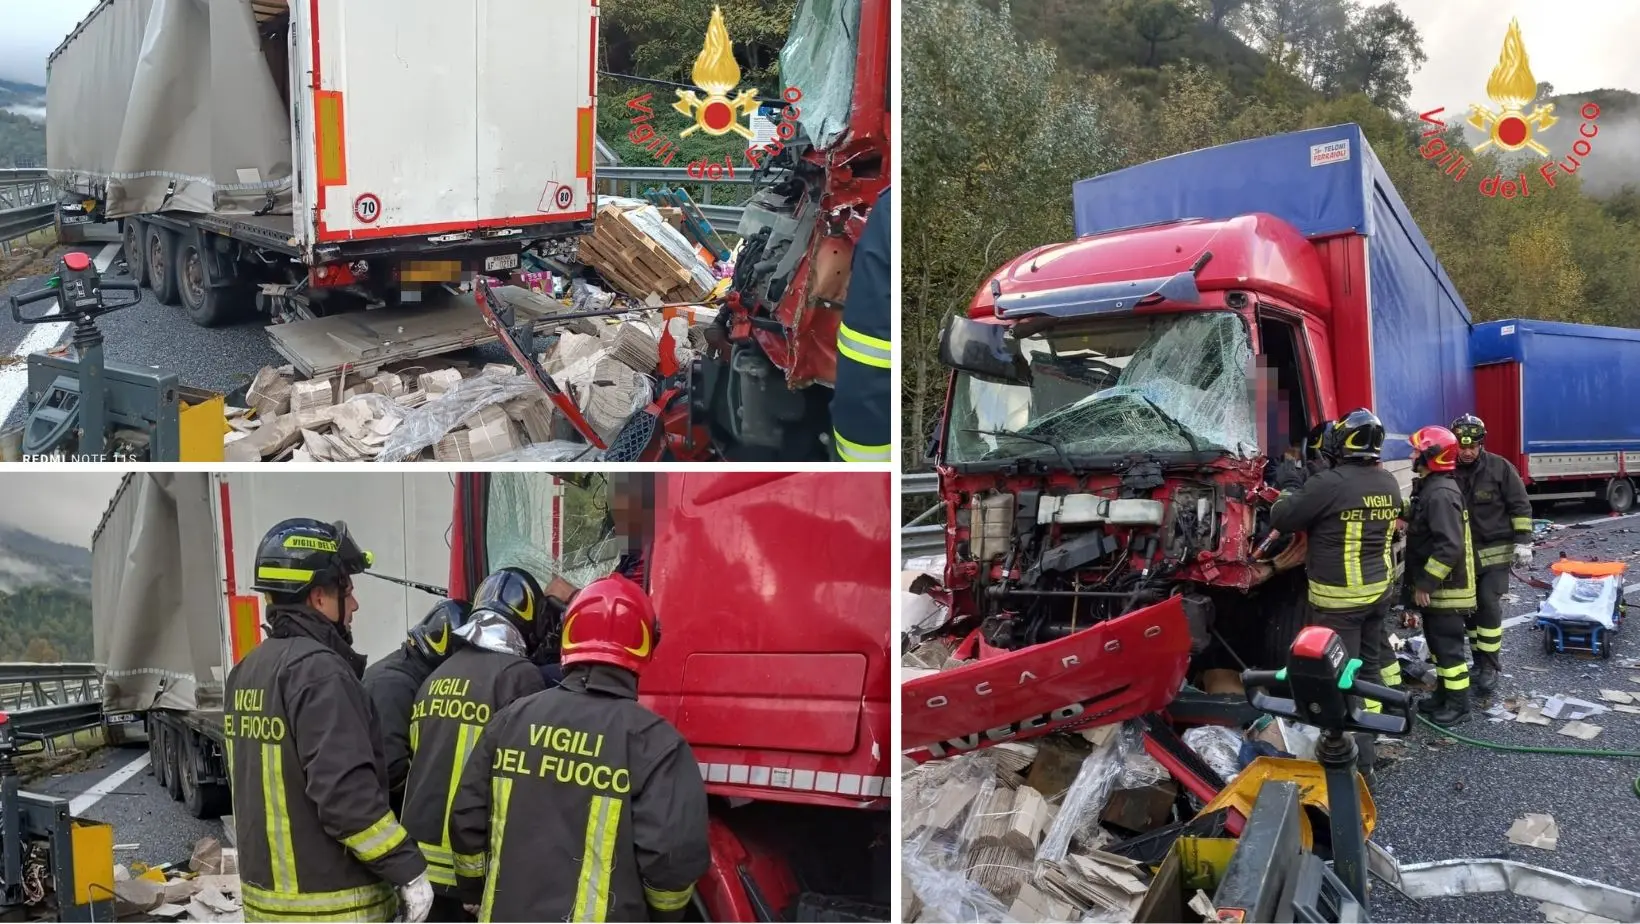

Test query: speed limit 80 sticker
[353,193,382,224]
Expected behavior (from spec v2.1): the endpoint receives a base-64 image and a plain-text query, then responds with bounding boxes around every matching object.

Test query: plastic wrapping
[1023,313,1258,457]
[780,0,861,150]
[1182,725,1244,781]
[570,279,617,313]
[1036,722,1163,865]
[904,847,1016,924]
[377,375,545,462]
[619,204,717,295]
[486,441,602,463]
[1539,573,1622,629]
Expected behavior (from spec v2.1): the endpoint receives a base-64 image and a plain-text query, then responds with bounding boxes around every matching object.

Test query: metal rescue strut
[361,571,449,599]
[7,251,183,460]
[1212,625,1414,922]
[471,275,607,450]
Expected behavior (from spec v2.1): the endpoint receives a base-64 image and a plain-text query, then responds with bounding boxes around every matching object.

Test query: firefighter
[1451,413,1533,696]
[225,519,432,923]
[364,599,472,816]
[1269,409,1403,728]
[1304,420,1336,477]
[1405,426,1479,726]
[447,574,710,923]
[830,185,892,463]
[402,568,555,921]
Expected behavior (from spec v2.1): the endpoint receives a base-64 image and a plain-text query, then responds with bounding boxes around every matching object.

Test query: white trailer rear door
[293,0,597,245]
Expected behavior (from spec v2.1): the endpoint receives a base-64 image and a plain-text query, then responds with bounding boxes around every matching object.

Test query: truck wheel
[176,240,242,327]
[146,225,182,306]
[123,220,149,286]
[149,719,170,790]
[1608,478,1635,514]
[164,730,184,802]
[180,743,230,820]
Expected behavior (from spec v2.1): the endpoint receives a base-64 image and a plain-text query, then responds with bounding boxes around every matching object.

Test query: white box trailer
[48,0,598,373]
[92,471,460,817]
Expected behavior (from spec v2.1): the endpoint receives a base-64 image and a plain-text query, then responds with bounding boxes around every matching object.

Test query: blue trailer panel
[1472,319,1640,456]
[1072,124,1474,459]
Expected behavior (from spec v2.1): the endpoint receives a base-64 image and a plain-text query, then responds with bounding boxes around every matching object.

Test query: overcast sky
[0,474,122,547]
[1,0,1638,97]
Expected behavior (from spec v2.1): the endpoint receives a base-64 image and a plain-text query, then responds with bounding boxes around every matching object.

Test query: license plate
[60,215,91,225]
[484,253,520,272]
[105,712,138,725]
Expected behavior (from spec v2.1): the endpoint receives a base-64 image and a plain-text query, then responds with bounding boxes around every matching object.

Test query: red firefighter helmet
[560,574,660,674]
[1410,425,1460,473]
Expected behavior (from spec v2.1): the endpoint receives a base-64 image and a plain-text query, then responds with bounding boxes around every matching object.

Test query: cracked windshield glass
[946,311,1259,463]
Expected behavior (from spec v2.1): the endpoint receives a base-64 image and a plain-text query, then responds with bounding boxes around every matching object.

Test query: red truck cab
[451,472,891,921]
[905,124,1474,762]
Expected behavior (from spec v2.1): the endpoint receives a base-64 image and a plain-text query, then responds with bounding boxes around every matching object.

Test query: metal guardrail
[0,203,55,247]
[902,473,945,563]
[597,165,750,231]
[0,663,107,745]
[0,168,52,210]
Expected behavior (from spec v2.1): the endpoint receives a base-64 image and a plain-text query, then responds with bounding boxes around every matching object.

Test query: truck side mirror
[939,315,1032,386]
[924,415,943,465]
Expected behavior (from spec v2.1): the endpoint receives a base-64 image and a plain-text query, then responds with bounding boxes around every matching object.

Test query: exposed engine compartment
[944,460,1283,658]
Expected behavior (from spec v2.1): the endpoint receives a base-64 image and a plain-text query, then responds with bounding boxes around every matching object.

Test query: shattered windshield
[780,0,860,150]
[486,473,623,590]
[945,311,1259,465]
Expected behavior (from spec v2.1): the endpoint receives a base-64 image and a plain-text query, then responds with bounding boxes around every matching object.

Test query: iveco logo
[922,655,1081,709]
[916,698,1121,759]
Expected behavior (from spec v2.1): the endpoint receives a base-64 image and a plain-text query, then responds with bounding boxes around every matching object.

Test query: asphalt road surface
[1371,510,1640,922]
[30,745,228,877]
[0,238,282,437]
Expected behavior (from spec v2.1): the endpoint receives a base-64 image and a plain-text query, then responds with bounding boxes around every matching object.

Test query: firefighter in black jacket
[402,568,555,921]
[1451,413,1533,695]
[1269,409,1403,723]
[830,185,892,463]
[364,598,472,816]
[226,519,432,923]
[447,574,710,923]
[1405,425,1479,726]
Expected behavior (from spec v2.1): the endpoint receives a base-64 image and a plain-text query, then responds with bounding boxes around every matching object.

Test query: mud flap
[902,596,1191,763]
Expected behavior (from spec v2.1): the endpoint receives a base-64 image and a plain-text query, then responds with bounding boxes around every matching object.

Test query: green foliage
[0,586,92,663]
[902,0,1640,469]
[0,111,45,168]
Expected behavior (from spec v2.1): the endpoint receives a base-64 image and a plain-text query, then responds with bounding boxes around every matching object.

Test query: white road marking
[69,751,152,817]
[0,242,124,430]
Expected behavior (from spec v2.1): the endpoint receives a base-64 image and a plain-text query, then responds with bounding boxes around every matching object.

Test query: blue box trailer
[1071,123,1474,462]
[1473,318,1640,511]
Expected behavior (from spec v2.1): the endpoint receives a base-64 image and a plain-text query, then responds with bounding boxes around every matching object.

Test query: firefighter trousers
[1469,568,1508,672]
[428,894,473,924]
[1305,601,1388,709]
[1425,608,1472,693]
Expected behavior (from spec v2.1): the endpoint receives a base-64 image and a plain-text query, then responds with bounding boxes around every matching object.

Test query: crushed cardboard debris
[1506,813,1559,850]
[1601,689,1636,704]
[1541,900,1616,924]
[1558,720,1603,740]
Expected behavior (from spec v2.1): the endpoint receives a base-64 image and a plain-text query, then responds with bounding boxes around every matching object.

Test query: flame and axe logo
[1467,18,1558,156]
[673,7,759,139]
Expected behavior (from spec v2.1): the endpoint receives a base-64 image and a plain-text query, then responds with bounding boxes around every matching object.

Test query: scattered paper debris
[1601,689,1635,704]
[1558,720,1603,740]
[1506,813,1559,850]
[1613,704,1640,715]
[1540,900,1616,924]
[1516,703,1552,725]
[1522,665,1550,672]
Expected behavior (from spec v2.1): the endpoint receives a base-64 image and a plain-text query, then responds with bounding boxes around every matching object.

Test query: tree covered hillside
[903,0,1640,465]
[0,586,92,663]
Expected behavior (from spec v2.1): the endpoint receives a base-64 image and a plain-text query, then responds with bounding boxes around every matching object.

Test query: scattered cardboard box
[1558,720,1603,740]
[1506,813,1559,850]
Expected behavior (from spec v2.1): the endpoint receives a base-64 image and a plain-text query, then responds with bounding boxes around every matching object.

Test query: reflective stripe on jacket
[225,606,425,922]
[401,645,545,893]
[1456,449,1533,571]
[831,186,892,463]
[1406,474,1477,610]
[1269,463,1405,611]
[447,664,710,922]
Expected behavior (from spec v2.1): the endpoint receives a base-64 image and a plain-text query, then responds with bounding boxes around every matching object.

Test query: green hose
[1415,714,1640,799]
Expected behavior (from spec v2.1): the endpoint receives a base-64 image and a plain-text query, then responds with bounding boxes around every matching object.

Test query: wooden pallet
[578,204,710,303]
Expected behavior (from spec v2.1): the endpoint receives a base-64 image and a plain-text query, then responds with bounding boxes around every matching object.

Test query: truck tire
[1608,478,1635,514]
[180,741,230,820]
[146,224,182,306]
[149,717,170,790]
[164,728,185,802]
[176,239,243,327]
[123,220,149,286]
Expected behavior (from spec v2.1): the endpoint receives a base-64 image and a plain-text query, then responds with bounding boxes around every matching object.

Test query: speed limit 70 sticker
[353,193,382,224]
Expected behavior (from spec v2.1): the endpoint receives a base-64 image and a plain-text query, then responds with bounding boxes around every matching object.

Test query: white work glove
[1513,544,1533,567]
[397,873,433,923]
